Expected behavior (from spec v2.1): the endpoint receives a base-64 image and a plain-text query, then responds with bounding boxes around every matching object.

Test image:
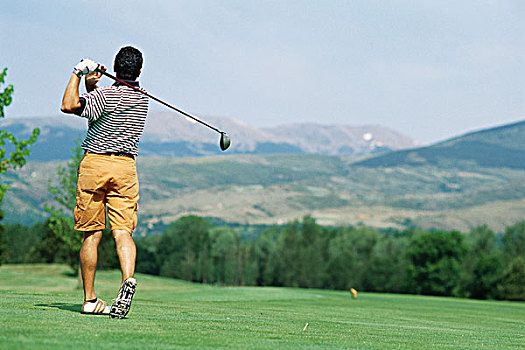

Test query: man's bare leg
[112,229,136,283]
[80,230,103,301]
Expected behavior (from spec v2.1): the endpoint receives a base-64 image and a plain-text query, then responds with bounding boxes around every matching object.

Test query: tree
[251,226,281,286]
[45,140,84,272]
[136,234,161,275]
[208,226,242,285]
[0,68,39,264]
[367,231,411,293]
[461,225,503,299]
[273,216,327,288]
[501,221,525,263]
[275,220,302,287]
[498,257,525,301]
[0,68,40,200]
[1,223,42,263]
[0,212,6,263]
[157,215,211,282]
[29,218,77,265]
[47,140,83,214]
[407,230,467,296]
[325,226,380,291]
[296,215,328,288]
[325,228,355,290]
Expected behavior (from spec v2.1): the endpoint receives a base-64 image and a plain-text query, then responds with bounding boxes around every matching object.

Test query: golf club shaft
[95,68,223,134]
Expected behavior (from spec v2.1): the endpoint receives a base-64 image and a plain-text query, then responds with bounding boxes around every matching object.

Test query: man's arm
[61,74,82,114]
[60,58,99,114]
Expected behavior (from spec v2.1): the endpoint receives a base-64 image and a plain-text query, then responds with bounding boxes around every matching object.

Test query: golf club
[94,67,231,151]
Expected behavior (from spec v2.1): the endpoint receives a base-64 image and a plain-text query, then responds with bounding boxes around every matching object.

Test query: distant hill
[0,113,417,161]
[354,120,525,169]
[2,118,524,233]
[261,123,415,156]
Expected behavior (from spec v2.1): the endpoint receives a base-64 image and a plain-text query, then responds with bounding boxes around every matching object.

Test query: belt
[86,151,135,159]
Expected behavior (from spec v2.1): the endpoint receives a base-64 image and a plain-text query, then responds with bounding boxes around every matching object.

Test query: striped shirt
[76,80,149,156]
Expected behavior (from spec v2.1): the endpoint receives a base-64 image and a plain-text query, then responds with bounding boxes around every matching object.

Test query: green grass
[1,264,524,349]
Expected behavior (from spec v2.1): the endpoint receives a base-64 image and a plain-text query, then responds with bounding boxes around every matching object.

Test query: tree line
[138,216,525,300]
[2,215,524,301]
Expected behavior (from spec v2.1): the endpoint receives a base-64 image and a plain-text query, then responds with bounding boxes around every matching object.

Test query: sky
[1,0,523,144]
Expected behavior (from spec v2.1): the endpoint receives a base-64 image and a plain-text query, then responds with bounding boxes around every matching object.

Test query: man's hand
[85,65,106,92]
[73,58,99,77]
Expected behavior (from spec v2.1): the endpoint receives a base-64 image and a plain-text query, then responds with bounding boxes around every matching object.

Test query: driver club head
[220,132,231,151]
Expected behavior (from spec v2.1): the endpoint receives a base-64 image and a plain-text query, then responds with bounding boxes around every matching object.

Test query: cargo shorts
[74,152,139,233]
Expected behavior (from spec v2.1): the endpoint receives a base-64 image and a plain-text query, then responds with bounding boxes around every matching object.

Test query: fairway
[1,265,523,349]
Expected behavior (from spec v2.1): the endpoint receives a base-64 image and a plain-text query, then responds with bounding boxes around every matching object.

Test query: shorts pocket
[77,171,101,192]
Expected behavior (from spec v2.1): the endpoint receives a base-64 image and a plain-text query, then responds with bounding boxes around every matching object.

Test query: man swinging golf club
[61,46,148,319]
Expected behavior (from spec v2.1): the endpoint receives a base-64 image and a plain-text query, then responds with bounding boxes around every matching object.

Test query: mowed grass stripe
[1,264,524,349]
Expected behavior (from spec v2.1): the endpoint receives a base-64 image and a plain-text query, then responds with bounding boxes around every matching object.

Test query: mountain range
[355,120,525,169]
[0,113,417,160]
[1,117,524,234]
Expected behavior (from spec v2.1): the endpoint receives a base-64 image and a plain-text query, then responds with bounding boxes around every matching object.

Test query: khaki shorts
[74,152,139,233]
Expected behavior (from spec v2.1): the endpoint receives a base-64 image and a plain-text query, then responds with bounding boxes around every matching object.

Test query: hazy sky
[1,0,523,144]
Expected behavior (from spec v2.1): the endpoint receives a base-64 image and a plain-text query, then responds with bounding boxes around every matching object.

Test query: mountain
[0,113,417,160]
[354,120,525,169]
[2,118,523,234]
[261,123,416,156]
[3,154,524,234]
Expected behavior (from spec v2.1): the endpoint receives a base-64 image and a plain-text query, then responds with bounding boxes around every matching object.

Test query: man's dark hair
[114,46,143,80]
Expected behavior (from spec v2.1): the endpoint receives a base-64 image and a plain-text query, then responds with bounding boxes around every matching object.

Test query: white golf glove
[73,58,99,77]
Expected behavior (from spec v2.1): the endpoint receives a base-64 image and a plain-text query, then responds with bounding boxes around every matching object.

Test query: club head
[220,132,231,151]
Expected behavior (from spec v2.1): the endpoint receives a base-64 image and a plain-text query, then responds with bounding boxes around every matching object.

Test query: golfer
[61,46,148,319]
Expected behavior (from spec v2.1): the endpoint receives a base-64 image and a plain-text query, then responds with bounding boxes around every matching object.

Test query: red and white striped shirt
[76,80,149,156]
